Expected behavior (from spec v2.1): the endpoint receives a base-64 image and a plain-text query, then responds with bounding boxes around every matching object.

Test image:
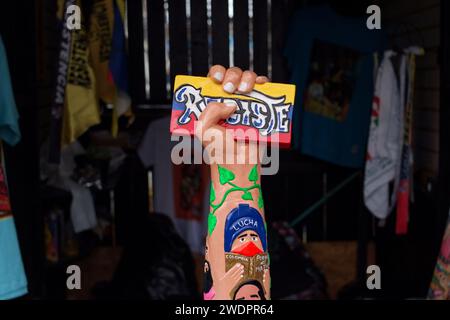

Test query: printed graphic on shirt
[89,0,116,104]
[172,163,209,221]
[304,40,361,122]
[0,166,12,215]
[91,0,113,63]
[67,21,91,88]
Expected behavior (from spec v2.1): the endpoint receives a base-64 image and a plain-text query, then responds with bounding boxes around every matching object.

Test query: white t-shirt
[138,116,209,254]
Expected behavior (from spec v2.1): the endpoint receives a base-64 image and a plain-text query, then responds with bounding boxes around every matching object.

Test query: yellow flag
[62,0,100,146]
[89,0,116,104]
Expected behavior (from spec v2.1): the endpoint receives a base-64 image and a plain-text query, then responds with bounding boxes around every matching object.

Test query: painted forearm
[204,163,270,300]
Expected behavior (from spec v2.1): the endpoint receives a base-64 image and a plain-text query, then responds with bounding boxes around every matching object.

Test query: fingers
[230,263,244,277]
[230,270,244,283]
[207,65,269,92]
[225,264,245,283]
[256,76,269,84]
[229,264,245,288]
[222,67,243,93]
[238,70,257,93]
[208,65,226,83]
[221,263,244,279]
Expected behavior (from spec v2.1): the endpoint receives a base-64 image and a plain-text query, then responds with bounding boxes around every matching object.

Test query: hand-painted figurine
[223,204,269,299]
[203,204,270,300]
[183,65,276,300]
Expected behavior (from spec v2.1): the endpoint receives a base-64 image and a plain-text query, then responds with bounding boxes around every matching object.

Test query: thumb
[195,101,237,137]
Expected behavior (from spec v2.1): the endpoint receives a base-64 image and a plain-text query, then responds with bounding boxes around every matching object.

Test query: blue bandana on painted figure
[224,204,267,253]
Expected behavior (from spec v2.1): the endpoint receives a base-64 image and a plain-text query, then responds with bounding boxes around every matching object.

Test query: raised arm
[197,66,270,300]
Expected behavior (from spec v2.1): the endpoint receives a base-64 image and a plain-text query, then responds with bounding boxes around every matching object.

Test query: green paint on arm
[210,182,216,203]
[218,165,235,185]
[241,191,253,201]
[258,190,264,209]
[208,213,217,236]
[248,164,258,182]
[208,165,265,235]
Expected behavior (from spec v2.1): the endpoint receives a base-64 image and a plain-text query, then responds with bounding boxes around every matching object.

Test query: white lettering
[366,5,381,30]
[174,85,292,136]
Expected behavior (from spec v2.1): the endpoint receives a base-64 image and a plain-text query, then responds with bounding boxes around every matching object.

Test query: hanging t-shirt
[364,51,402,220]
[0,35,28,300]
[285,5,386,167]
[0,37,20,146]
[138,116,209,254]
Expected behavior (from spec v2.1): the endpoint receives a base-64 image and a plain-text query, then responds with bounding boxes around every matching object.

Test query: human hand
[208,65,269,94]
[214,263,245,300]
[195,66,269,165]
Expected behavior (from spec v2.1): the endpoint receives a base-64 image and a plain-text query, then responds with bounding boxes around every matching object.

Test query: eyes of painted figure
[237,232,259,243]
[232,231,264,253]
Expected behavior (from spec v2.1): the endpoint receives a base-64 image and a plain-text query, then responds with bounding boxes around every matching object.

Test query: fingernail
[225,101,237,108]
[238,82,248,92]
[223,82,235,93]
[213,72,223,82]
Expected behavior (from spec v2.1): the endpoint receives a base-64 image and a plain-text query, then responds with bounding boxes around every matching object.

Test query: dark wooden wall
[376,0,448,298]
[438,0,450,272]
[385,0,440,178]
[127,0,296,106]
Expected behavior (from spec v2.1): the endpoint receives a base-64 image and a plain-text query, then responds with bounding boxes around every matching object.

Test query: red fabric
[395,180,409,234]
[0,166,11,213]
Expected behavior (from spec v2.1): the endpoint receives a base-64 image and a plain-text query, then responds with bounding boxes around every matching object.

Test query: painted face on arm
[231,231,264,257]
[233,280,266,300]
[224,204,267,256]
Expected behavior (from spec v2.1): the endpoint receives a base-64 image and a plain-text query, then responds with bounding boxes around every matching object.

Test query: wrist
[208,163,263,236]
